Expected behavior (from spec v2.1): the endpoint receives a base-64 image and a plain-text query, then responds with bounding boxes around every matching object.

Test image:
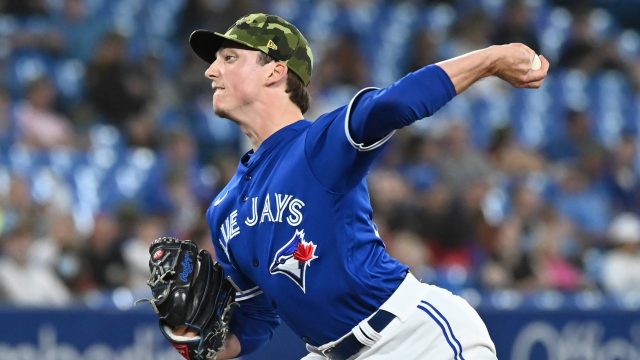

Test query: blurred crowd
[1,0,640,307]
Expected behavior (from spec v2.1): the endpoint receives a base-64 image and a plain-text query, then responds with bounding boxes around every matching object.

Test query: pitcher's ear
[266,62,288,86]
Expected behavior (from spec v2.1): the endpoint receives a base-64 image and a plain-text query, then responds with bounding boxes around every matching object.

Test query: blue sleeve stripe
[343,87,396,151]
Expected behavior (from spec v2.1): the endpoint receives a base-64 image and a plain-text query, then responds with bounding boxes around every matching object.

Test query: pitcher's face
[205,44,267,119]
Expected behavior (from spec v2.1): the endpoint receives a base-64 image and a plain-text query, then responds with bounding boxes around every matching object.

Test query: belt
[322,310,396,360]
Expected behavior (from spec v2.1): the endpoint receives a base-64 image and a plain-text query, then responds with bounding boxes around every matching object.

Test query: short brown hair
[257,52,310,114]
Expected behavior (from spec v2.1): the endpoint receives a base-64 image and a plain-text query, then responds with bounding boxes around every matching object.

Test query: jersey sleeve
[230,293,282,356]
[305,65,456,192]
[211,231,281,355]
[304,91,384,193]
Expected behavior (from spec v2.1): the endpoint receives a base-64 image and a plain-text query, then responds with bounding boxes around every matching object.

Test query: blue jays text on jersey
[206,64,456,356]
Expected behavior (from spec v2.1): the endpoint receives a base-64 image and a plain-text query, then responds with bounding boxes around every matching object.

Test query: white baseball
[531,54,542,70]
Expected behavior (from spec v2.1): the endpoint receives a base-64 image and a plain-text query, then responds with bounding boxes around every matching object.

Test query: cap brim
[189,30,258,64]
[189,30,225,63]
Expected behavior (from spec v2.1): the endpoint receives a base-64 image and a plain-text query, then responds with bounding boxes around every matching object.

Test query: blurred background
[1,0,640,359]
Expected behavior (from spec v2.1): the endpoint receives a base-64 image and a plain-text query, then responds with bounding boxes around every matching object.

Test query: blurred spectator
[125,110,160,150]
[482,182,583,291]
[543,110,604,164]
[0,0,48,16]
[531,207,584,291]
[122,215,167,290]
[83,213,128,290]
[398,134,441,191]
[602,132,640,212]
[86,32,151,128]
[406,29,441,73]
[491,0,540,53]
[435,121,493,194]
[144,127,215,231]
[419,183,474,268]
[481,211,537,290]
[601,213,640,295]
[141,53,179,114]
[51,0,109,61]
[177,50,213,103]
[444,8,492,57]
[488,126,546,177]
[29,211,91,295]
[387,231,433,281]
[368,168,413,222]
[310,33,371,116]
[165,170,202,238]
[0,87,16,147]
[553,166,611,239]
[5,2,66,55]
[314,33,370,91]
[1,176,39,236]
[14,76,74,150]
[557,5,631,73]
[0,223,71,306]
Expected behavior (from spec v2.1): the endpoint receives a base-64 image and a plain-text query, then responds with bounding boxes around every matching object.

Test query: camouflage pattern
[194,13,313,86]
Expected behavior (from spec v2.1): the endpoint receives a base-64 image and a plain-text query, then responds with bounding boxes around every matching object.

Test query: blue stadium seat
[53,59,86,102]
[7,52,56,97]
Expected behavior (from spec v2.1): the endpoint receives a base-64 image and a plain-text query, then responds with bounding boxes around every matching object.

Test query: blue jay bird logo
[270,229,318,293]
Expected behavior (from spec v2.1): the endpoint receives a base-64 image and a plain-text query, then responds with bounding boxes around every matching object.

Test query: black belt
[323,310,396,360]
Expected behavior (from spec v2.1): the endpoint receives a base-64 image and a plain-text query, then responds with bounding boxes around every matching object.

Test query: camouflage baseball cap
[189,13,313,86]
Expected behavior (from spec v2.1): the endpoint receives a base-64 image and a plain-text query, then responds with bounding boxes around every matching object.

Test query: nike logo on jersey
[269,229,318,293]
[213,191,229,206]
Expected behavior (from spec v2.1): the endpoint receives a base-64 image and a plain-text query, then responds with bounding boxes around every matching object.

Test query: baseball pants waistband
[307,272,422,359]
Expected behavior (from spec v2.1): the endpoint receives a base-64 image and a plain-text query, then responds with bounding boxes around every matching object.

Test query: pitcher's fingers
[524,79,546,89]
[528,55,550,82]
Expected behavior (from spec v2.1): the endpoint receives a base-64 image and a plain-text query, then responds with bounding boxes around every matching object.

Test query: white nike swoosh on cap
[213,191,229,206]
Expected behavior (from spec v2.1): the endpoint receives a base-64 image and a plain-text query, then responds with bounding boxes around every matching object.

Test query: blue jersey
[206,65,456,355]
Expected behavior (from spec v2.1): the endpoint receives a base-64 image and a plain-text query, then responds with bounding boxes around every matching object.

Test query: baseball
[531,54,542,70]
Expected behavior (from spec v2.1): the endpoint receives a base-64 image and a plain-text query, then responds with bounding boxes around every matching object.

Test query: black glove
[145,237,237,360]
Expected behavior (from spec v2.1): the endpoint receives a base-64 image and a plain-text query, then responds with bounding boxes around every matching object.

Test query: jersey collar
[240,119,310,168]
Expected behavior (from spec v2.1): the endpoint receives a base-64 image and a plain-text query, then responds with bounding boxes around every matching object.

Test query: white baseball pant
[303,272,497,360]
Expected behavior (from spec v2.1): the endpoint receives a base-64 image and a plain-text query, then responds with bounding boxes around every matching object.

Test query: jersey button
[252,258,259,267]
[302,336,309,343]
[271,300,277,309]
[242,195,249,202]
[245,174,252,180]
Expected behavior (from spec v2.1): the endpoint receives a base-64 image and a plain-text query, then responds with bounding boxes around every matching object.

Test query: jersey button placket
[242,195,249,202]
[245,174,252,180]
[252,258,259,267]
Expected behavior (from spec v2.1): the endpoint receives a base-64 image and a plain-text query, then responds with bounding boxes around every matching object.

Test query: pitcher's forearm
[436,47,495,94]
[437,44,548,93]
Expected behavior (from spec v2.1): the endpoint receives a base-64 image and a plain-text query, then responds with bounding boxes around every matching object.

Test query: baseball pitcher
[145,12,549,360]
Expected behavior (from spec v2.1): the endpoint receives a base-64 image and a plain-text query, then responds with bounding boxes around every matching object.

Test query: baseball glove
[144,237,237,360]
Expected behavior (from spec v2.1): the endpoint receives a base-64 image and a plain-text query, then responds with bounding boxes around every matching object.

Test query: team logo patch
[269,229,318,293]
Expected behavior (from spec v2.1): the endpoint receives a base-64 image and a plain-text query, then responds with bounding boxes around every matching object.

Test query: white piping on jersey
[217,237,231,263]
[235,286,263,302]
[344,87,396,152]
[213,190,229,206]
